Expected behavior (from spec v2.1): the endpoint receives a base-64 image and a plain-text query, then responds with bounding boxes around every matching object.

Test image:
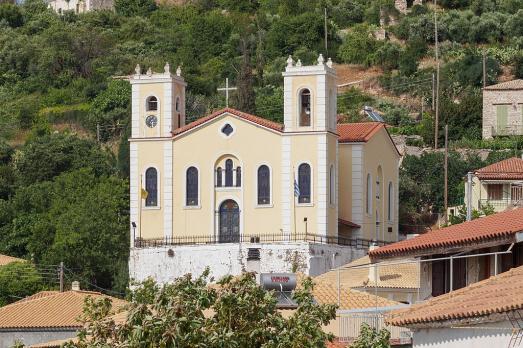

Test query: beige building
[482,79,523,139]
[465,157,523,213]
[47,0,113,14]
[128,56,400,282]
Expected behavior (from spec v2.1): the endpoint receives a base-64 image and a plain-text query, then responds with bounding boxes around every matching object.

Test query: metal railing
[491,125,523,137]
[133,233,390,249]
[338,309,412,344]
[479,199,523,210]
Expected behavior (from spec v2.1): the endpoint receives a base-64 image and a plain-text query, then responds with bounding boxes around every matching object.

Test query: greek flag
[294,179,300,197]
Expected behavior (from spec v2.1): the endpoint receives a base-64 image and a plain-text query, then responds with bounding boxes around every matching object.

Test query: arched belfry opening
[299,89,311,127]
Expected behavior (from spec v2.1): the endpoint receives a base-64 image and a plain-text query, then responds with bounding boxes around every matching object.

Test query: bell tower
[130,63,187,138]
[282,54,337,133]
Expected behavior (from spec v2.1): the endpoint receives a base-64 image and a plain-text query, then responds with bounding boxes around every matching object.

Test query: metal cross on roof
[217,78,237,108]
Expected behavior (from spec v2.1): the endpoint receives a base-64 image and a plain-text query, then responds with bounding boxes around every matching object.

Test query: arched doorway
[219,199,240,243]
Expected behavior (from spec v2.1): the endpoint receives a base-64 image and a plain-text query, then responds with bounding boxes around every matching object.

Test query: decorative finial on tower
[146,67,152,76]
[286,55,294,68]
[327,57,333,68]
[135,64,141,75]
[317,54,325,66]
[164,62,170,74]
[296,59,302,67]
[176,65,182,77]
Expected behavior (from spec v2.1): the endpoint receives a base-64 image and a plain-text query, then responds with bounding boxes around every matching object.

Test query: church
[128,55,401,283]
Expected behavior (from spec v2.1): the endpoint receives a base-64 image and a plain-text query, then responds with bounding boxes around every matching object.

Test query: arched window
[329,164,335,205]
[298,163,311,204]
[225,159,233,187]
[216,167,222,187]
[299,89,311,127]
[376,177,381,200]
[145,168,158,207]
[366,174,372,214]
[258,165,270,205]
[388,182,393,222]
[146,96,158,111]
[186,167,198,206]
[236,166,241,187]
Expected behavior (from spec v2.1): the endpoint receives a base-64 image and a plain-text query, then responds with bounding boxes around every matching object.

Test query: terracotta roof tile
[303,274,399,310]
[475,157,523,180]
[30,338,77,348]
[369,208,523,260]
[0,254,26,266]
[173,108,284,136]
[0,290,127,330]
[387,265,523,327]
[337,122,383,143]
[315,255,420,289]
[483,79,523,90]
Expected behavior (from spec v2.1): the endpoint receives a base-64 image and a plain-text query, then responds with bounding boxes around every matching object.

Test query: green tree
[0,261,44,306]
[338,24,378,66]
[65,272,336,347]
[114,0,157,17]
[0,4,23,27]
[350,323,391,348]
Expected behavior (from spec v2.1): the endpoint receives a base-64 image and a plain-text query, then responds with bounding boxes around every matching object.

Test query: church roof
[173,108,284,136]
[337,122,384,143]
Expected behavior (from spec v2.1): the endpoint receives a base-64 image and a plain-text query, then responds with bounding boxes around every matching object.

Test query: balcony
[479,198,523,211]
[491,125,523,137]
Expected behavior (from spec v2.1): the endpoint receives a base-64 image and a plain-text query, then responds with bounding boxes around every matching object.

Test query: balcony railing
[479,199,523,210]
[491,125,523,137]
[133,233,390,249]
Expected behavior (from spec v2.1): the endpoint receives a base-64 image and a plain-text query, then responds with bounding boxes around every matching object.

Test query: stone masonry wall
[129,243,368,284]
[483,89,523,139]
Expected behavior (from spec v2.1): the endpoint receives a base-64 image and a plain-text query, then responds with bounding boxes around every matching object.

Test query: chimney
[71,281,80,291]
[368,242,379,283]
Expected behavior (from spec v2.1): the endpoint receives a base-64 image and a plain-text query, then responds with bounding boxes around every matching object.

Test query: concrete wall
[482,89,523,139]
[129,243,367,283]
[0,330,76,348]
[413,321,512,348]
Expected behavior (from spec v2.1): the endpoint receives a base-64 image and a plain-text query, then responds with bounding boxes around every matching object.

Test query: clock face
[145,115,158,128]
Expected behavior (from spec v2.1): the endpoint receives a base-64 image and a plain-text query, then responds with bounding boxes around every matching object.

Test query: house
[315,252,420,304]
[387,265,523,348]
[128,56,401,283]
[0,287,126,348]
[466,156,523,213]
[482,79,523,139]
[0,254,25,266]
[47,0,113,15]
[369,208,523,300]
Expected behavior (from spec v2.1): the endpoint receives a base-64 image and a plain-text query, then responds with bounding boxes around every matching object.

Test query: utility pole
[324,8,328,55]
[432,73,436,110]
[434,0,440,149]
[466,172,473,221]
[482,51,487,88]
[59,261,64,292]
[444,124,448,225]
[96,124,100,143]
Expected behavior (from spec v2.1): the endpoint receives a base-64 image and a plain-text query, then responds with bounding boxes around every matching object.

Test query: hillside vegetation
[0,0,521,293]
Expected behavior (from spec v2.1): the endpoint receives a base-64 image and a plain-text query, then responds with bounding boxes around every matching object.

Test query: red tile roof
[369,208,523,260]
[337,122,383,143]
[338,218,361,229]
[475,157,523,180]
[387,265,523,327]
[0,290,127,330]
[483,79,523,90]
[173,108,284,136]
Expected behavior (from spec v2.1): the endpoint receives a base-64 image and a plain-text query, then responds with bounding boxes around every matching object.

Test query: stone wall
[0,330,76,348]
[129,243,368,284]
[483,89,523,139]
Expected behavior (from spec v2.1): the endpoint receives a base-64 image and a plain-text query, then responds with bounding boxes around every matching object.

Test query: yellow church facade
[128,56,400,282]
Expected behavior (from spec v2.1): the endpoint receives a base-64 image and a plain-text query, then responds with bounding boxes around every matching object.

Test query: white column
[130,142,139,244]
[281,136,292,239]
[315,74,326,130]
[131,84,140,138]
[163,81,173,136]
[283,76,293,131]
[163,141,173,239]
[317,135,327,237]
[351,145,364,238]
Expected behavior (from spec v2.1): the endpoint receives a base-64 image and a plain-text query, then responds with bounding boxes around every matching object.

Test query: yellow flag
[141,188,148,199]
